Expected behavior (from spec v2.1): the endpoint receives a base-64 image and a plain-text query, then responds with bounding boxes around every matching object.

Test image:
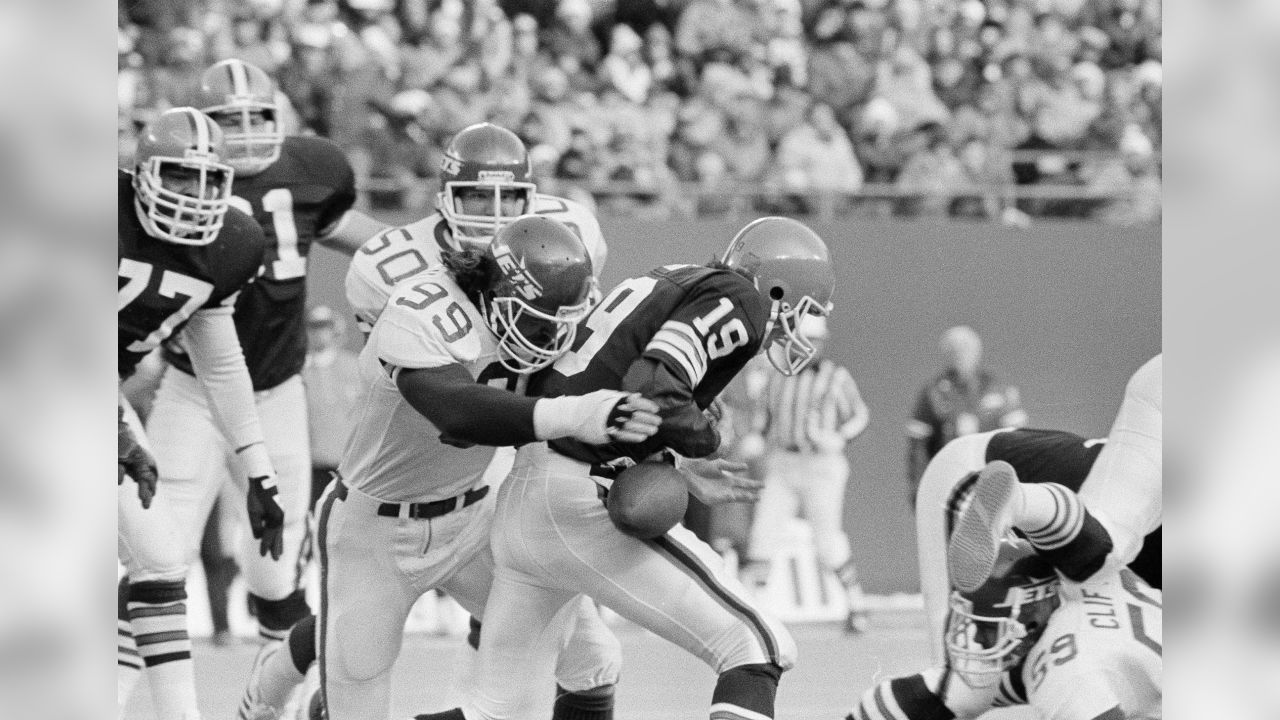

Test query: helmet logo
[478,170,515,183]
[992,577,1059,608]
[493,245,544,301]
[440,153,462,175]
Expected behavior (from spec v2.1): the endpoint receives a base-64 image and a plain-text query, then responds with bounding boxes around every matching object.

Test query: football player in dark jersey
[118,107,285,720]
[414,217,836,720]
[138,59,387,674]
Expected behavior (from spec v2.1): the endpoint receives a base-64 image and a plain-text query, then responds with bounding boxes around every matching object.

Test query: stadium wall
[308,217,1161,594]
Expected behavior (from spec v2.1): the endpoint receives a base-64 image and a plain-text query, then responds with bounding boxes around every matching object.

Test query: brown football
[606,461,689,540]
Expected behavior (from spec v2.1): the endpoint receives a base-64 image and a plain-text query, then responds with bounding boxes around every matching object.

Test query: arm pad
[622,357,720,458]
[184,305,273,478]
[396,364,539,447]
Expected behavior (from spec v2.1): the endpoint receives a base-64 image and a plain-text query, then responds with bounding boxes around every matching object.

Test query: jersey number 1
[231,189,305,281]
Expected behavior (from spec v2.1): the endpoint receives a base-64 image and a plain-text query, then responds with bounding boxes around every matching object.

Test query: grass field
[123,611,1037,720]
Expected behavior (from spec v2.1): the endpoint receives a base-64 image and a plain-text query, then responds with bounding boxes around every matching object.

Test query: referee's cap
[799,314,829,339]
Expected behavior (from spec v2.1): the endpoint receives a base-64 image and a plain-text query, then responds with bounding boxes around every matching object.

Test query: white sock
[1016,483,1085,550]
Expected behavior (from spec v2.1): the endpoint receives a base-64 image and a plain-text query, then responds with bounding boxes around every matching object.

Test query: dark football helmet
[437,122,537,244]
[945,538,1062,688]
[133,107,234,246]
[720,217,834,375]
[198,58,284,175]
[482,216,593,374]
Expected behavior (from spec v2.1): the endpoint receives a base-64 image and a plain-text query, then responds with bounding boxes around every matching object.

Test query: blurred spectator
[896,122,966,217]
[675,0,761,66]
[873,45,949,137]
[602,24,653,104]
[541,0,602,72]
[121,0,1161,219]
[773,101,864,213]
[905,325,1028,506]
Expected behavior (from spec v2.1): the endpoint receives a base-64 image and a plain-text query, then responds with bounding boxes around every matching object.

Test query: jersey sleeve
[641,274,765,391]
[307,137,358,234]
[206,207,267,309]
[374,279,482,370]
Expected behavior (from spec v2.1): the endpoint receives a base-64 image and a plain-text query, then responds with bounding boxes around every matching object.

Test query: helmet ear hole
[769,286,785,301]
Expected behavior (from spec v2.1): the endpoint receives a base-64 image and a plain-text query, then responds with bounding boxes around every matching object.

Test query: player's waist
[329,471,489,520]
[515,442,673,491]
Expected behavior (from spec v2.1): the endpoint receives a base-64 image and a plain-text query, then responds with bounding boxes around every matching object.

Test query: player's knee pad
[251,589,313,634]
[713,618,796,672]
[711,663,782,720]
[328,609,404,682]
[288,614,319,673]
[552,683,614,720]
[466,616,482,651]
[554,627,622,692]
[124,547,188,585]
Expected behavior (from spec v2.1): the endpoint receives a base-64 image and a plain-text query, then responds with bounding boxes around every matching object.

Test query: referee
[745,315,872,632]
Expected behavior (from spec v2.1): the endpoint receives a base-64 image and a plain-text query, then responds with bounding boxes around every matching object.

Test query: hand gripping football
[606,461,689,540]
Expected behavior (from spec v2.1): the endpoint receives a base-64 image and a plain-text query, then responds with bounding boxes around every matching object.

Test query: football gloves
[118,408,158,509]
[246,473,285,560]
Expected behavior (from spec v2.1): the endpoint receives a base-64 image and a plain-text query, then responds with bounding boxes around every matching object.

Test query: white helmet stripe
[230,59,249,97]
[191,108,209,153]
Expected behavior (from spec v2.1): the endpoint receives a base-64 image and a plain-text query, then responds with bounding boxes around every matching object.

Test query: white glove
[534,391,663,445]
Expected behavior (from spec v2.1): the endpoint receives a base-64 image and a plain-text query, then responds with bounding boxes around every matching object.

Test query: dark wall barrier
[309,215,1160,593]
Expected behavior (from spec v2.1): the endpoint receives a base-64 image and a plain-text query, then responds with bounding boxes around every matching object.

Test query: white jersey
[1019,569,1162,720]
[345,195,608,333]
[338,266,509,502]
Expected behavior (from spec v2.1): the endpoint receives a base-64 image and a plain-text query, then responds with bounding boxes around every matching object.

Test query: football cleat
[237,642,286,720]
[947,461,1020,592]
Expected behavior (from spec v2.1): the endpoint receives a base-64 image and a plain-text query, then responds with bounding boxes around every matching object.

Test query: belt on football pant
[374,485,489,519]
[331,474,489,520]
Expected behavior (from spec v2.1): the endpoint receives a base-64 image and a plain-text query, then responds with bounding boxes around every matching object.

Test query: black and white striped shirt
[757,358,868,453]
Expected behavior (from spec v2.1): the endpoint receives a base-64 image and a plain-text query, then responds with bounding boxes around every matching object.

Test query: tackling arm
[396,364,660,448]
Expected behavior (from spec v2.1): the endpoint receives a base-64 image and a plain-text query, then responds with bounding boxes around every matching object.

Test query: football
[606,461,689,540]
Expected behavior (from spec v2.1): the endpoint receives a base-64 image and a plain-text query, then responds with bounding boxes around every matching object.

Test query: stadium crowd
[118,0,1161,222]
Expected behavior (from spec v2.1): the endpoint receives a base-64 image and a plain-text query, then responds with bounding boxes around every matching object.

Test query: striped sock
[128,579,200,720]
[118,577,143,714]
[251,590,311,644]
[118,618,143,714]
[1016,483,1085,551]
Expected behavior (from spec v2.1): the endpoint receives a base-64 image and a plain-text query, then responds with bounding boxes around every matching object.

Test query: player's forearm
[319,209,389,256]
[184,306,274,478]
[396,366,539,446]
[621,357,720,458]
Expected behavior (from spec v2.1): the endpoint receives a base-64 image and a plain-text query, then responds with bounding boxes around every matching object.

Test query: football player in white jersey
[846,539,1162,720]
[947,354,1163,592]
[237,217,657,720]
[346,121,607,336]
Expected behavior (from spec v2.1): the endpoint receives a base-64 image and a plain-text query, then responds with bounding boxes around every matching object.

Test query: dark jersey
[164,135,357,390]
[118,169,265,380]
[534,264,770,466]
[985,428,1105,492]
